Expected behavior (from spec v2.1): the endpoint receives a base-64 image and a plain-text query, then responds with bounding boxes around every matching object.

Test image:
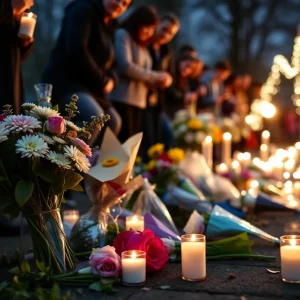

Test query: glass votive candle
[181,234,206,281]
[18,12,37,39]
[121,250,146,286]
[280,235,300,283]
[126,215,144,231]
[63,210,80,226]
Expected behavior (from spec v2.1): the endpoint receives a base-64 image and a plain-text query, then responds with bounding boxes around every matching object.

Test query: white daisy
[66,120,81,132]
[0,123,9,144]
[47,151,71,169]
[53,136,66,144]
[16,135,49,158]
[3,115,41,133]
[38,133,55,145]
[64,145,91,173]
[30,106,60,120]
[22,103,37,111]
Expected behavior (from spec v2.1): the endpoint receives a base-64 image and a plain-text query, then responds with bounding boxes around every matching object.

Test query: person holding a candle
[0,0,34,115]
[42,0,132,146]
[0,0,34,236]
[109,5,173,143]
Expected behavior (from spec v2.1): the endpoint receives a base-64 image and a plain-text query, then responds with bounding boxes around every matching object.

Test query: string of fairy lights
[246,32,300,131]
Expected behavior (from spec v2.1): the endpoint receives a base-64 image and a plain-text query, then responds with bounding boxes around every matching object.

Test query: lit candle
[242,152,251,168]
[181,234,206,281]
[280,235,300,283]
[202,136,213,170]
[126,215,144,231]
[216,163,229,175]
[18,12,37,39]
[222,132,232,167]
[260,144,269,162]
[261,130,270,146]
[122,250,146,286]
[248,180,259,199]
[63,210,80,226]
[294,182,300,199]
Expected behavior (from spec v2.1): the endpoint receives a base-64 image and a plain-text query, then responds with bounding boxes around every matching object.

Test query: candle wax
[122,257,146,284]
[281,245,300,282]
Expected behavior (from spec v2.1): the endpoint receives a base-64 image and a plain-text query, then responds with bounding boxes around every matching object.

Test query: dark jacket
[0,1,33,114]
[42,0,116,108]
[147,44,175,111]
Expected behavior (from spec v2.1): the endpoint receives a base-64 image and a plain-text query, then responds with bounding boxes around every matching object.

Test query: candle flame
[133,215,137,222]
[223,132,232,141]
[28,12,33,18]
[262,130,270,139]
[131,251,137,259]
[291,239,296,247]
[191,234,196,242]
[250,180,259,189]
[205,136,212,143]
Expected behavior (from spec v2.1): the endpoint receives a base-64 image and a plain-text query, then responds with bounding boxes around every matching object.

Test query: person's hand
[184,92,198,106]
[103,79,114,94]
[154,71,171,87]
[159,73,173,89]
[19,37,34,48]
[11,0,34,18]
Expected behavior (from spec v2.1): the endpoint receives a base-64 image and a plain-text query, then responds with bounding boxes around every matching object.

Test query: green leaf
[15,181,34,207]
[89,281,103,292]
[9,267,20,275]
[32,159,56,183]
[36,260,48,273]
[63,171,83,191]
[71,183,84,192]
[21,260,30,273]
[52,104,59,112]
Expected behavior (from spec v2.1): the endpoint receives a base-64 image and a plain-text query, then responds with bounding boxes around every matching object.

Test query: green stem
[206,254,276,261]
[0,158,12,189]
[75,251,91,257]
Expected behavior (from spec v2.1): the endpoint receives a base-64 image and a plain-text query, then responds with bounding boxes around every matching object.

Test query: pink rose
[71,138,92,157]
[46,116,66,135]
[89,246,121,278]
[68,130,77,138]
[113,229,169,273]
[0,114,6,122]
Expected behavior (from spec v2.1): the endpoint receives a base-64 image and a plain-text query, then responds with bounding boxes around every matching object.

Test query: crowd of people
[1,0,261,159]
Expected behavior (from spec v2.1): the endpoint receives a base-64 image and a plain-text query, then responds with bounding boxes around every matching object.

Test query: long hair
[119,5,158,44]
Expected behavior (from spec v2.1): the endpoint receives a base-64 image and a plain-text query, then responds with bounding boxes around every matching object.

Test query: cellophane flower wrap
[0,96,109,274]
[69,176,127,253]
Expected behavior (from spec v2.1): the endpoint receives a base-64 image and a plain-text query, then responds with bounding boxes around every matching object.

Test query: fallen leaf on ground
[141,287,151,291]
[228,273,236,279]
[160,285,170,289]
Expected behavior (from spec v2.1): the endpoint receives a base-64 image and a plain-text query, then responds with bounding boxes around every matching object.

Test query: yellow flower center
[102,158,119,167]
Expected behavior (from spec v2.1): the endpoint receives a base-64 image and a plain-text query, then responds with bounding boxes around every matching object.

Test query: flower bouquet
[0,96,109,274]
[173,115,222,152]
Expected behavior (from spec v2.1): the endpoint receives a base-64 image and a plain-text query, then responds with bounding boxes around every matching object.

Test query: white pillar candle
[261,130,270,146]
[216,163,228,175]
[181,234,206,281]
[260,144,269,162]
[63,210,80,226]
[18,12,37,39]
[126,215,144,231]
[222,132,232,167]
[202,136,213,170]
[122,250,146,286]
[280,235,300,283]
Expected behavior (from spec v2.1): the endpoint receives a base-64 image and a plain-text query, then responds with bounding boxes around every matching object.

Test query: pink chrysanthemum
[3,115,41,133]
[71,138,92,157]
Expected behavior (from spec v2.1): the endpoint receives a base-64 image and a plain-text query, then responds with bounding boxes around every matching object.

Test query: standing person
[109,5,171,142]
[142,13,180,154]
[0,0,34,115]
[42,0,132,146]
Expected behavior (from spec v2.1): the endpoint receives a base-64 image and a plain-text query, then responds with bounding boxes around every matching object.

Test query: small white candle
[63,210,80,226]
[280,235,300,283]
[260,144,269,162]
[202,136,213,170]
[216,163,228,174]
[18,12,37,39]
[222,132,232,167]
[122,250,146,286]
[126,215,144,231]
[261,130,270,146]
[181,234,206,281]
[247,180,259,199]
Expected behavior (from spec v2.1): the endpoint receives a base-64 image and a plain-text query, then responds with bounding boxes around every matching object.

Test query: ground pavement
[0,194,300,300]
